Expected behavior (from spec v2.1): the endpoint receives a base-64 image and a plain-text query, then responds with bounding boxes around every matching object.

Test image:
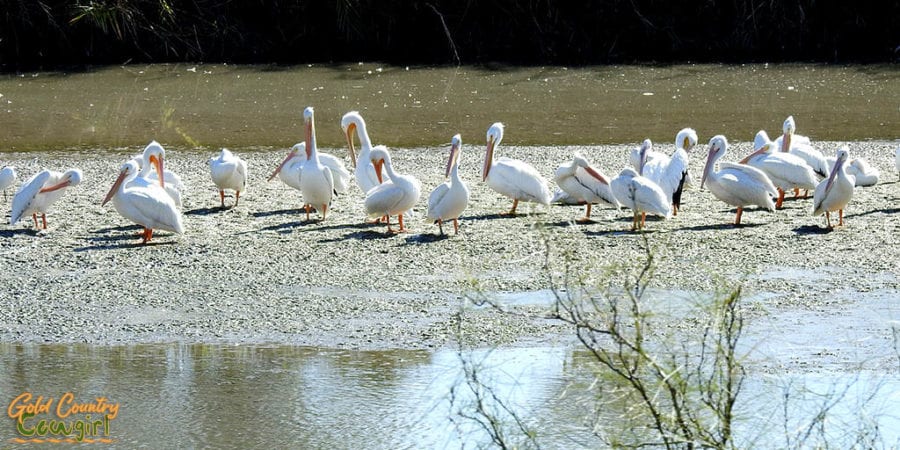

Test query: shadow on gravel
[463,212,538,221]
[74,238,177,251]
[793,225,833,235]
[319,230,399,242]
[403,233,449,244]
[185,206,230,215]
[0,228,37,238]
[92,224,142,234]
[847,207,900,218]
[677,222,766,231]
[252,208,304,218]
[260,220,310,232]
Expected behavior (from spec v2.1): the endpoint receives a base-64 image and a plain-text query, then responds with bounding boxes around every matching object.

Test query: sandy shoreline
[0,140,898,353]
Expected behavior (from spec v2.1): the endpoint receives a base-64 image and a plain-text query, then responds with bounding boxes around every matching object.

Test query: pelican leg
[235,191,241,207]
[631,213,639,231]
[577,204,593,223]
[219,190,225,207]
[641,212,647,229]
[453,218,459,235]
[825,211,832,228]
[776,189,785,209]
[385,216,394,233]
[793,188,800,198]
[141,228,154,244]
[304,204,311,221]
[32,213,38,229]
[41,214,48,229]
[436,219,444,236]
[397,214,407,232]
[673,203,679,216]
[838,209,844,226]
[321,204,328,221]
[505,199,519,216]
[734,207,743,225]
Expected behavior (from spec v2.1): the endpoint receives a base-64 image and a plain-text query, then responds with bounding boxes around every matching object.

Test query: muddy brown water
[1,63,897,150]
[1,64,899,446]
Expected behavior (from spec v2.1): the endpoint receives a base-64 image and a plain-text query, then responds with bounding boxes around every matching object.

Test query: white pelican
[741,130,818,208]
[299,107,334,221]
[268,142,351,195]
[135,141,183,208]
[813,147,855,228]
[482,122,551,215]
[102,160,184,244]
[825,155,879,187]
[641,128,698,215]
[426,134,470,235]
[553,152,617,222]
[10,168,82,229]
[610,167,670,231]
[342,111,390,193]
[0,165,16,199]
[365,146,421,232]
[775,116,829,178]
[701,135,778,225]
[208,148,248,207]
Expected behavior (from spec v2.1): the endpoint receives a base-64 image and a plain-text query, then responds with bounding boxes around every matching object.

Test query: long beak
[345,124,358,167]
[268,152,294,181]
[305,116,314,159]
[373,159,384,184]
[583,166,609,185]
[149,154,165,187]
[821,154,844,199]
[482,137,495,181]
[739,143,770,164]
[701,147,716,190]
[445,141,460,178]
[38,179,71,193]
[781,132,791,152]
[683,137,691,151]
[102,171,128,206]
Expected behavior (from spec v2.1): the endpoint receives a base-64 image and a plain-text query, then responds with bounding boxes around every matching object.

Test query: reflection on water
[1,342,897,447]
[1,64,897,150]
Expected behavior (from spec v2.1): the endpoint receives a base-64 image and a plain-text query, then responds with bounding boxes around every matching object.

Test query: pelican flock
[4,111,892,241]
[741,131,818,208]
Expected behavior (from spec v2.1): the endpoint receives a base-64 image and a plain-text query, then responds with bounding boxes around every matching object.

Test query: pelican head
[370,145,390,184]
[740,130,775,164]
[637,139,652,174]
[40,169,83,195]
[446,134,462,178]
[781,116,796,152]
[676,128,698,151]
[341,111,363,166]
[574,153,609,184]
[142,141,166,187]
[483,122,505,181]
[102,161,139,206]
[701,135,729,189]
[268,143,306,182]
[821,146,849,198]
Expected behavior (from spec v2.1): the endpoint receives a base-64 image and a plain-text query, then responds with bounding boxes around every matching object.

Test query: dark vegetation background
[2,0,898,70]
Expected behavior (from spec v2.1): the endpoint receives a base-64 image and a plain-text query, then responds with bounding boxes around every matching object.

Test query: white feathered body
[486,157,552,206]
[10,169,82,225]
[209,149,248,194]
[610,168,671,218]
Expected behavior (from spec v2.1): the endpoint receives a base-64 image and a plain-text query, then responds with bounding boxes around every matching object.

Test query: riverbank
[0,141,898,357]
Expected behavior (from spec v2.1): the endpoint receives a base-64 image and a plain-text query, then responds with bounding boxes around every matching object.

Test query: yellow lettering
[7,392,31,421]
[56,392,74,418]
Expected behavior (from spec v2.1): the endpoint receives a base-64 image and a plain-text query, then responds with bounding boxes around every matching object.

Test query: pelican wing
[426,182,451,221]
[10,170,50,224]
[119,187,185,234]
[489,158,551,205]
[365,182,409,218]
[320,153,351,194]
